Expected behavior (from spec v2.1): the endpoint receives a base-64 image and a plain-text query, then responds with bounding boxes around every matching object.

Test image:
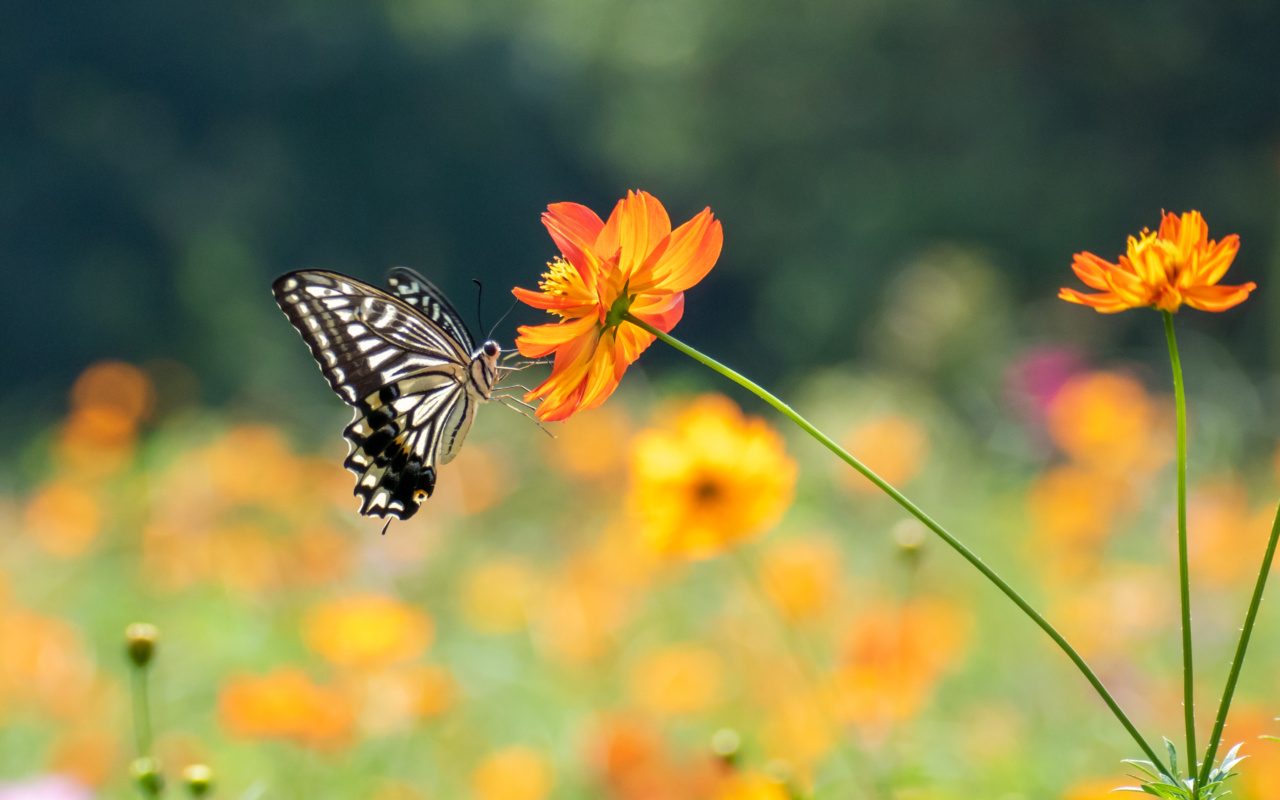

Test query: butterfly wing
[385,266,477,355]
[272,269,480,520]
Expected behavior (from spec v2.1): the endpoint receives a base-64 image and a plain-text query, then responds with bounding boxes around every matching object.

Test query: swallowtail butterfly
[272,268,501,523]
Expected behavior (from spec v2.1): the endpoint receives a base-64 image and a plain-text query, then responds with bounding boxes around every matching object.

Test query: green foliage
[1121,741,1246,800]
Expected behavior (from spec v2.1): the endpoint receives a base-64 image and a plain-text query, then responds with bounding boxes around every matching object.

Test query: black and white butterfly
[272,267,502,524]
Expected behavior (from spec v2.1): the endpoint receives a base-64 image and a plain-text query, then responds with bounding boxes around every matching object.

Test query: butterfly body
[272,268,500,521]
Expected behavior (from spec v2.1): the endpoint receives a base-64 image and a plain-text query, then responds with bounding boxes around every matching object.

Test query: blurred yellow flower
[840,414,929,493]
[472,745,554,800]
[835,598,970,729]
[759,537,840,622]
[629,395,796,559]
[629,644,723,716]
[759,690,836,775]
[1060,210,1253,313]
[717,771,789,800]
[1046,371,1168,473]
[218,667,355,749]
[460,557,543,634]
[302,593,433,669]
[24,481,102,558]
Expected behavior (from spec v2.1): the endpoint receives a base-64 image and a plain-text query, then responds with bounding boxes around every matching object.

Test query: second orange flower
[513,191,723,421]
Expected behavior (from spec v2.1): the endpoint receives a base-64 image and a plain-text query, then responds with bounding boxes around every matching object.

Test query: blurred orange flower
[835,598,970,730]
[1185,482,1274,586]
[358,664,457,735]
[302,593,433,669]
[1027,465,1124,577]
[0,609,96,718]
[629,395,796,559]
[841,414,929,493]
[57,360,153,477]
[48,727,121,787]
[1060,210,1253,313]
[629,644,723,716]
[513,190,723,421]
[24,481,102,558]
[1048,565,1171,659]
[585,715,724,800]
[472,745,555,800]
[544,404,633,481]
[1046,371,1169,473]
[218,667,355,749]
[759,537,840,622]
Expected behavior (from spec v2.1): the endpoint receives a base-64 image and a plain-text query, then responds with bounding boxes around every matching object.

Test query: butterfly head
[471,340,502,399]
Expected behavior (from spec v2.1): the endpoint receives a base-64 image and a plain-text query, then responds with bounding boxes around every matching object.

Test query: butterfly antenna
[472,279,486,336]
[487,296,522,341]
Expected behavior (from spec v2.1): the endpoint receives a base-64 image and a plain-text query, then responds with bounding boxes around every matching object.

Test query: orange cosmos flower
[1059,210,1253,313]
[514,190,723,421]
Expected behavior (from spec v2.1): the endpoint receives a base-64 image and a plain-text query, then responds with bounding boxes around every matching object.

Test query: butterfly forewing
[386,267,476,355]
[272,269,492,521]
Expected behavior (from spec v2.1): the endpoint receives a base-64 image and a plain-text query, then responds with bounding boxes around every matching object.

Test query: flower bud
[891,519,927,560]
[130,757,164,794]
[710,727,741,765]
[125,623,159,668]
[183,764,214,797]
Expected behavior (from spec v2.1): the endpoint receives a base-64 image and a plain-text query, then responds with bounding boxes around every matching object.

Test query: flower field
[5,235,1280,799]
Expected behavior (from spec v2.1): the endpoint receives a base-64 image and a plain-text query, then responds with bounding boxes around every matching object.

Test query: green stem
[1163,310,1197,787]
[625,313,1169,775]
[1196,503,1280,787]
[131,664,153,759]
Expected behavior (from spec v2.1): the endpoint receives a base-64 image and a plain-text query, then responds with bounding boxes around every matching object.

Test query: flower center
[692,477,722,503]
[538,258,578,296]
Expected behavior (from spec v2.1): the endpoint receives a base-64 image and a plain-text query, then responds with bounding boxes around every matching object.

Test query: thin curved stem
[1196,503,1280,787]
[1163,310,1197,787]
[130,664,153,758]
[626,312,1168,775]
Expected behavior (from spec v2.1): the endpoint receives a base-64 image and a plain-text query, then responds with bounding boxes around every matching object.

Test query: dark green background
[4,0,1279,444]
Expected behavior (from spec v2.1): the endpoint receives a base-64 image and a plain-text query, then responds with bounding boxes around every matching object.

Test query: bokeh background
[4,1,1280,798]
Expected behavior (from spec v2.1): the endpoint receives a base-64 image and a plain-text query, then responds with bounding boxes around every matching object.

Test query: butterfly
[272,267,502,524]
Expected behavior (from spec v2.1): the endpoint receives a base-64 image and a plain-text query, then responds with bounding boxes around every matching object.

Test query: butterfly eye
[483,341,500,358]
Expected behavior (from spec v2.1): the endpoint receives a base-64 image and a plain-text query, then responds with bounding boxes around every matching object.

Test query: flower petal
[633,209,722,294]
[1058,287,1133,313]
[543,203,605,290]
[615,190,673,282]
[1191,234,1240,286]
[631,291,685,333]
[515,314,597,358]
[1070,252,1121,291]
[1181,282,1256,313]
[511,285,594,314]
[577,333,623,413]
[613,321,657,380]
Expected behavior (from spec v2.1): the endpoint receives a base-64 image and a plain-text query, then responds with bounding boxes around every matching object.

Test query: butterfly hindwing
[272,269,494,521]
